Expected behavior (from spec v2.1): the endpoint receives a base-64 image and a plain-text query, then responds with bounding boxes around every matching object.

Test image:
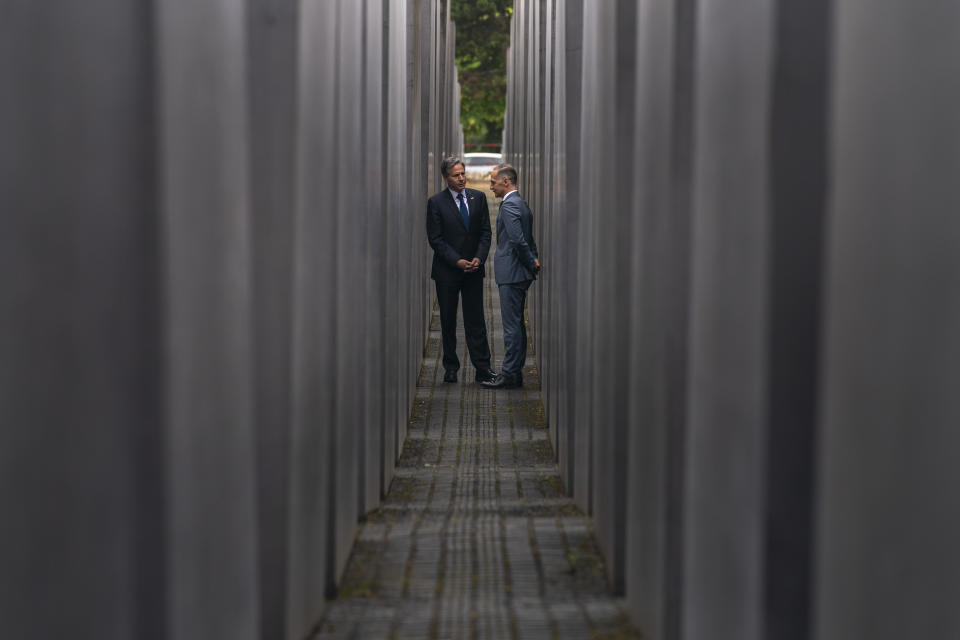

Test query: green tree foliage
[451,0,513,150]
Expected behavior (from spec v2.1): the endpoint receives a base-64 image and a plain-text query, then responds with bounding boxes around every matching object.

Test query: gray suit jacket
[493,192,539,285]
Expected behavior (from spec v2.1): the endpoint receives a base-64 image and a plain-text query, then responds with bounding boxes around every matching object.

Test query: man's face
[444,163,466,193]
[489,169,509,198]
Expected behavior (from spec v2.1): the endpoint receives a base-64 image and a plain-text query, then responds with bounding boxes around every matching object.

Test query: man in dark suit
[426,156,497,384]
[482,164,540,389]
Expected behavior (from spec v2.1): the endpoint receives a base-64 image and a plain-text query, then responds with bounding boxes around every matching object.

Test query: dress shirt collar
[502,189,518,203]
[449,187,467,203]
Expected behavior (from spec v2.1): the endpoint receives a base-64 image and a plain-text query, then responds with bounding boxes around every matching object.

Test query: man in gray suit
[482,164,540,389]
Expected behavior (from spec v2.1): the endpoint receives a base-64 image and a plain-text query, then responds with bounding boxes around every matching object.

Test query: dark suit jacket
[426,187,492,282]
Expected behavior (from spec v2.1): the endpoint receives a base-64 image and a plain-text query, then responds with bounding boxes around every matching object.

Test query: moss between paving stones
[407,396,429,427]
[569,529,610,591]
[536,472,565,498]
[337,578,378,599]
[398,436,433,467]
[388,476,417,503]
[521,363,541,389]
[529,438,555,462]
[589,624,647,640]
[520,398,547,428]
[334,540,382,600]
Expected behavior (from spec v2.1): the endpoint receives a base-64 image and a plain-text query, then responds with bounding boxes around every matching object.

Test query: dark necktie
[457,193,469,228]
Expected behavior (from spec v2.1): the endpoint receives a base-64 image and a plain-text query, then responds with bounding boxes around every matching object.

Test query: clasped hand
[457,258,481,273]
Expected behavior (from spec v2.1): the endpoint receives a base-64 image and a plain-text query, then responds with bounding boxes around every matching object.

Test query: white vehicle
[462,152,502,181]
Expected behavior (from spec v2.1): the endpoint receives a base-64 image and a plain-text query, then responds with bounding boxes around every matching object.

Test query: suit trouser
[498,280,532,381]
[435,275,491,373]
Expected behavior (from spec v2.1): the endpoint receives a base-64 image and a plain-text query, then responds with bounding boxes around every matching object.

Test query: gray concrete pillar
[2,2,265,638]
[537,0,560,455]
[360,0,387,516]
[286,0,340,633]
[382,0,410,489]
[571,0,598,516]
[814,3,960,638]
[555,0,583,510]
[247,1,298,637]
[585,0,638,594]
[1,3,164,638]
[155,1,261,636]
[625,0,697,636]
[332,0,364,586]
[762,2,831,637]
[682,1,775,638]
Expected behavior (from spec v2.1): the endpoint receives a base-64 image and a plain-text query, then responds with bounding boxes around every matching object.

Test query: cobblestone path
[311,194,642,640]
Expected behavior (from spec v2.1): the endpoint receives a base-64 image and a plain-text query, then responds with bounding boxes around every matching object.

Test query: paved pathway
[311,191,642,639]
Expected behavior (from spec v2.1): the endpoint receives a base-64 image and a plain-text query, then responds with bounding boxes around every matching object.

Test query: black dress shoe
[480,374,521,389]
[475,368,497,383]
[443,370,457,383]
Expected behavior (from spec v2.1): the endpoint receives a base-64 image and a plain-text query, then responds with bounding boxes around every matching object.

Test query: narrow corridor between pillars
[311,191,641,639]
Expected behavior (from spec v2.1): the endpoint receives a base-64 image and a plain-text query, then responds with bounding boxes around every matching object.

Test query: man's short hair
[440,156,464,178]
[494,163,518,186]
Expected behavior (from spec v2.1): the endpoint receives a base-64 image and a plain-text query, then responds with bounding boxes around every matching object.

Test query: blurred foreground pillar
[0,1,462,638]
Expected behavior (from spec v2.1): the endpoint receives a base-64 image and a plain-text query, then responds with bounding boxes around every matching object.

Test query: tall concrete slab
[571,0,597,515]
[286,0,337,629]
[539,0,559,454]
[0,3,163,638]
[382,0,409,490]
[155,1,261,636]
[332,0,364,587]
[682,1,775,638]
[360,0,387,516]
[247,1,299,637]
[814,3,960,638]
[587,0,638,594]
[763,2,831,638]
[555,0,583,495]
[625,0,697,635]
